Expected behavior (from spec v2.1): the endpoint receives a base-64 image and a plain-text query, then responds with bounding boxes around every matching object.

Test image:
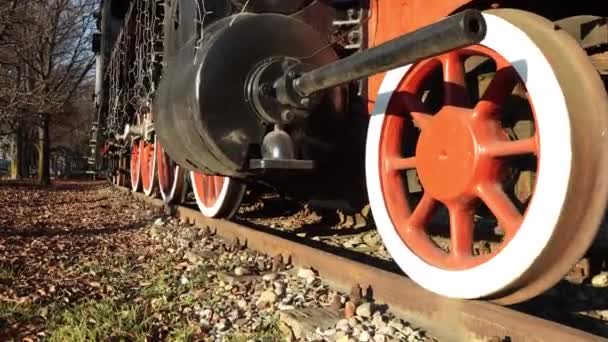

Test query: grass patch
[225,318,284,342]
[141,271,173,299]
[167,324,198,341]
[0,265,18,282]
[0,301,36,323]
[48,299,153,341]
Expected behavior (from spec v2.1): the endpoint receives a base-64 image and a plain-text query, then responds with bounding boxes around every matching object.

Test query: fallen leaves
[0,180,182,340]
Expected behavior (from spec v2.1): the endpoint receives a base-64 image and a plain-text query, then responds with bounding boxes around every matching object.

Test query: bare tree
[0,0,98,185]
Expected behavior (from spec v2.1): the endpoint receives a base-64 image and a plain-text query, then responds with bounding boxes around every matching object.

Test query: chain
[103,0,220,141]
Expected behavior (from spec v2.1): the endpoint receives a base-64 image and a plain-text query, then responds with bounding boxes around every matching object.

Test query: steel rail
[116,185,607,342]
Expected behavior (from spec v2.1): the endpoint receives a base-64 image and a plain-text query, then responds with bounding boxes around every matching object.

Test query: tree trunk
[11,125,24,180]
[38,114,51,186]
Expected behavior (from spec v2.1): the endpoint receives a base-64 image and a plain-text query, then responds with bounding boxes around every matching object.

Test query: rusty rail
[117,185,607,342]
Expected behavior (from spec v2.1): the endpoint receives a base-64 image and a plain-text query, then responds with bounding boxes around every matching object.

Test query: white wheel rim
[159,165,182,202]
[365,13,572,299]
[190,171,232,218]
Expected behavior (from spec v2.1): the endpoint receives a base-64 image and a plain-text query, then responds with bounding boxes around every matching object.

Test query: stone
[298,268,316,280]
[336,319,350,332]
[592,272,608,288]
[263,273,278,282]
[234,266,251,276]
[359,331,371,342]
[377,327,394,336]
[256,290,278,308]
[181,227,198,241]
[279,308,341,339]
[356,302,372,318]
[324,328,336,336]
[278,304,296,311]
[199,308,213,319]
[154,218,165,226]
[363,233,381,248]
[183,251,203,265]
[334,331,347,340]
[216,318,229,331]
[373,334,386,342]
[336,336,350,342]
[274,285,286,297]
[217,272,258,285]
[149,225,170,239]
[388,320,404,331]
[371,313,386,329]
[237,299,248,309]
[344,240,357,249]
[228,309,240,321]
[177,238,192,249]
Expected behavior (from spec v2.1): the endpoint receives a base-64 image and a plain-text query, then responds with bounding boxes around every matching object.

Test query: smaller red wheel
[130,140,142,192]
[141,137,157,197]
[190,171,246,218]
[156,141,185,203]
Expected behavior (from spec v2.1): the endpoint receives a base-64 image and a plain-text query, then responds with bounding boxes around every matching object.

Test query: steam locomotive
[91,0,608,304]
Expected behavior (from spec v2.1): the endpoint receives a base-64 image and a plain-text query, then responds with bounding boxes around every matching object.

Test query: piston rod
[293,9,487,97]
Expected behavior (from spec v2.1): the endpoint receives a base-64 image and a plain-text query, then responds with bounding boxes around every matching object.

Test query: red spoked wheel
[130,140,143,192]
[190,171,246,219]
[141,136,157,197]
[156,141,185,204]
[366,9,608,304]
[380,44,534,270]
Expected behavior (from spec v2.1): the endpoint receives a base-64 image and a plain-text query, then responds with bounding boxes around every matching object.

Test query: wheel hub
[415,107,509,203]
[416,107,478,202]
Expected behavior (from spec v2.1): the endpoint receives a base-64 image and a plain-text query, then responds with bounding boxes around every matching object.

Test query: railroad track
[115,185,606,342]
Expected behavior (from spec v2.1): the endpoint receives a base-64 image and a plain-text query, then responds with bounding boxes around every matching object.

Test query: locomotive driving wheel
[156,141,186,204]
[140,112,157,197]
[190,172,246,218]
[141,136,157,197]
[366,9,608,304]
[130,141,143,192]
[130,115,143,192]
[159,0,246,217]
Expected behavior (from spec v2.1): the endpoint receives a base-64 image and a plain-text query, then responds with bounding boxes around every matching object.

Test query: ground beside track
[0,180,436,341]
[226,188,608,338]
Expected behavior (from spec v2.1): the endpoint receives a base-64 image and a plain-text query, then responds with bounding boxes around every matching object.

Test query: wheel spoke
[473,66,518,120]
[440,53,468,107]
[482,137,538,158]
[214,176,223,198]
[408,193,437,229]
[448,204,474,258]
[386,157,416,171]
[476,183,523,236]
[397,93,432,130]
[410,112,433,130]
[205,176,215,205]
